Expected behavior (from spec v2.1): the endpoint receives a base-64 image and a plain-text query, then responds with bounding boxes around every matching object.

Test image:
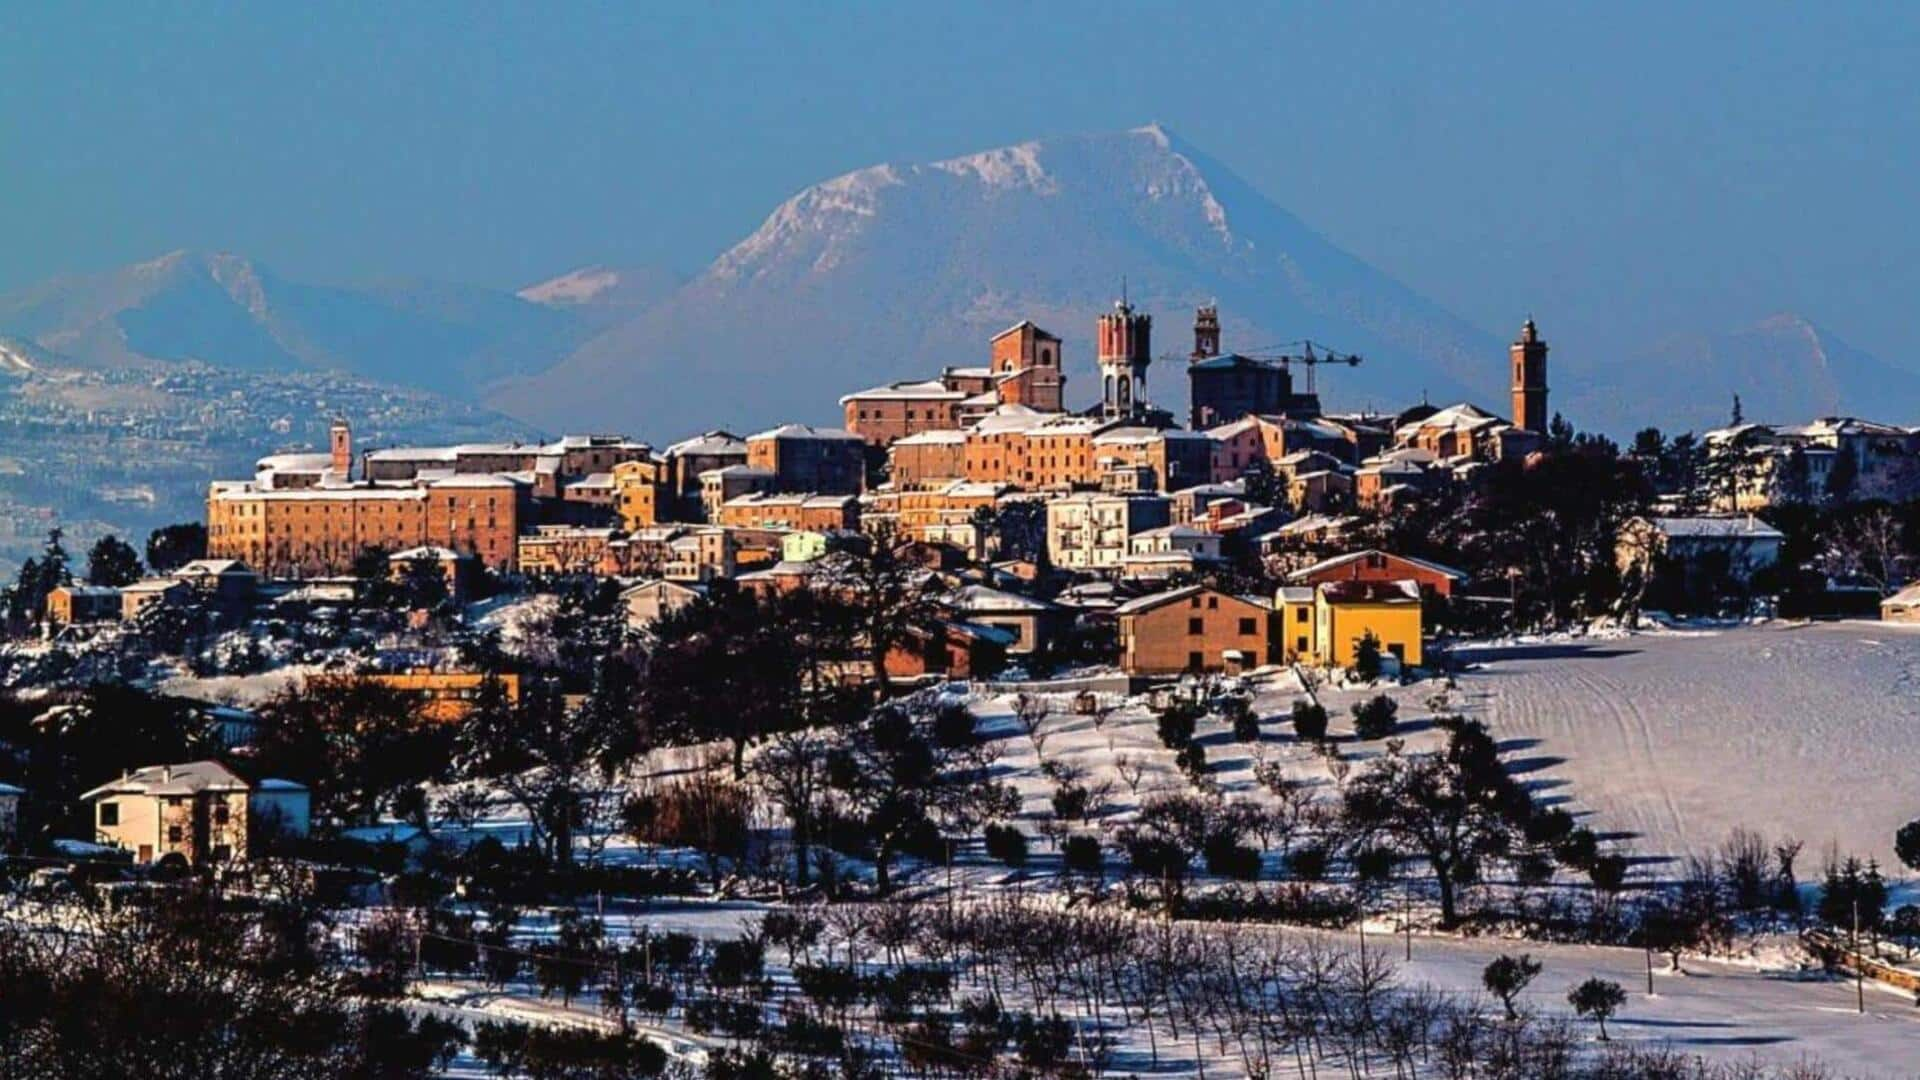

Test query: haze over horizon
[6,3,1918,390]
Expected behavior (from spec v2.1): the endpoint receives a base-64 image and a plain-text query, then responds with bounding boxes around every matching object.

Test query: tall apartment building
[1045,492,1172,571]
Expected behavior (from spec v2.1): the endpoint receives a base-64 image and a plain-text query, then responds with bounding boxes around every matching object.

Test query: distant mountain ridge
[7,131,1917,438]
[0,250,588,398]
[503,124,1511,434]
[1565,313,1920,435]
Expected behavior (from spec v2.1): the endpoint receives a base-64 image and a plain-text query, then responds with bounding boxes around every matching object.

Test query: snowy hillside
[502,125,1506,434]
[1454,621,1920,873]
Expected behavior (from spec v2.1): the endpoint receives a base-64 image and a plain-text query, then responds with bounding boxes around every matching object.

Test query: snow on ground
[1449,620,1920,877]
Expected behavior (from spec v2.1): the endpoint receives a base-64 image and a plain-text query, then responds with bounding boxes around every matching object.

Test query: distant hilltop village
[203,303,1552,580]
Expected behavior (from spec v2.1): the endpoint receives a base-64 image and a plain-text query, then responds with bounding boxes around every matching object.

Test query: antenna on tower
[1121,275,1129,308]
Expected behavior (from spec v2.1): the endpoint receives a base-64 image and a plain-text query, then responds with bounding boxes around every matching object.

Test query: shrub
[1174,742,1208,780]
[983,823,1029,868]
[1203,832,1263,881]
[1156,701,1201,749]
[1288,843,1331,881]
[1050,784,1090,822]
[1351,631,1384,682]
[1554,827,1600,870]
[1290,700,1329,742]
[1350,694,1399,740]
[1063,835,1103,876]
[621,774,752,858]
[1353,845,1397,883]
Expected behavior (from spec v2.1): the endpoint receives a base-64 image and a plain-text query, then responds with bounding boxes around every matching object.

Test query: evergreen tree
[87,534,144,587]
[145,522,208,572]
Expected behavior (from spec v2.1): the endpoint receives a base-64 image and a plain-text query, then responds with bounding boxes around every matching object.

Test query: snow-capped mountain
[0,250,588,398]
[501,125,1509,434]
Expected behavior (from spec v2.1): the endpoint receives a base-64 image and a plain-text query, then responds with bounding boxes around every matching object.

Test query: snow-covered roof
[1395,402,1502,438]
[389,546,467,562]
[894,429,969,446]
[1289,549,1469,583]
[840,379,967,404]
[1641,516,1785,540]
[666,430,748,457]
[172,559,251,578]
[948,584,1055,613]
[990,319,1060,342]
[1320,579,1421,604]
[748,423,863,442]
[80,760,282,799]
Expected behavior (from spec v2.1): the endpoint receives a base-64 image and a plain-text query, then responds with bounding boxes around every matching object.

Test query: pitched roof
[80,760,297,800]
[1320,579,1421,604]
[1641,516,1785,540]
[1289,549,1468,583]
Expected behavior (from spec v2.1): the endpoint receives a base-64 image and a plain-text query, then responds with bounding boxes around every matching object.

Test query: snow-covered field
[1451,621,1920,877]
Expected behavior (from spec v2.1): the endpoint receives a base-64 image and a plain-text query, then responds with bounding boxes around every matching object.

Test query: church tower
[1510,318,1548,433]
[1098,300,1153,421]
[329,416,353,480]
[1191,304,1220,360]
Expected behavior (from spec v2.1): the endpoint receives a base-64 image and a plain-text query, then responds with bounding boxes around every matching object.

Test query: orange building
[841,380,968,445]
[746,425,867,495]
[207,474,520,578]
[717,492,859,532]
[1116,585,1274,675]
[308,671,522,723]
[987,321,1065,412]
[887,430,969,489]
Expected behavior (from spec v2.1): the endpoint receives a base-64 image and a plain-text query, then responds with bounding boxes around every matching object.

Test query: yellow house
[1275,579,1423,669]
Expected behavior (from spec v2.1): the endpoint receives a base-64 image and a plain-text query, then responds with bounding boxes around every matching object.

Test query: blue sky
[4,2,1916,364]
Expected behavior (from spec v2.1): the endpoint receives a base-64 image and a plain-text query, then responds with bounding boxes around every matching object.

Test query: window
[1188,651,1204,670]
[214,803,230,826]
[1295,607,1309,623]
[98,802,119,827]
[1296,635,1310,653]
[1188,617,1204,635]
[1238,618,1257,635]
[167,825,184,844]
[1207,596,1218,609]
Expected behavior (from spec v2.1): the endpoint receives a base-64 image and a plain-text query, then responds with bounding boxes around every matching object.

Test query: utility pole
[1404,878,1413,962]
[1855,897,1865,1014]
[1645,945,1654,996]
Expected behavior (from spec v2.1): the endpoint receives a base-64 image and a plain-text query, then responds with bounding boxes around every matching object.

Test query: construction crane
[1255,340,1364,395]
[1167,339,1364,394]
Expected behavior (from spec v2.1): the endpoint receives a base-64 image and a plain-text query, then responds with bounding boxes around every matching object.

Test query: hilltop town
[7,302,1920,1078]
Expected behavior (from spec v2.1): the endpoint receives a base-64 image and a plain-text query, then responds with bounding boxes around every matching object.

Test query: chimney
[161,765,172,783]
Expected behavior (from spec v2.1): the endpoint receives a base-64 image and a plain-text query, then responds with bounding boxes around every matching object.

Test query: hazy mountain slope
[1562,314,1920,435]
[502,125,1508,435]
[517,264,685,330]
[0,251,586,398]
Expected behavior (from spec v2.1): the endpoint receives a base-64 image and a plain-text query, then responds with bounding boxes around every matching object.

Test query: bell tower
[329,416,353,479]
[1191,304,1220,360]
[1510,318,1548,433]
[1098,300,1153,421]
